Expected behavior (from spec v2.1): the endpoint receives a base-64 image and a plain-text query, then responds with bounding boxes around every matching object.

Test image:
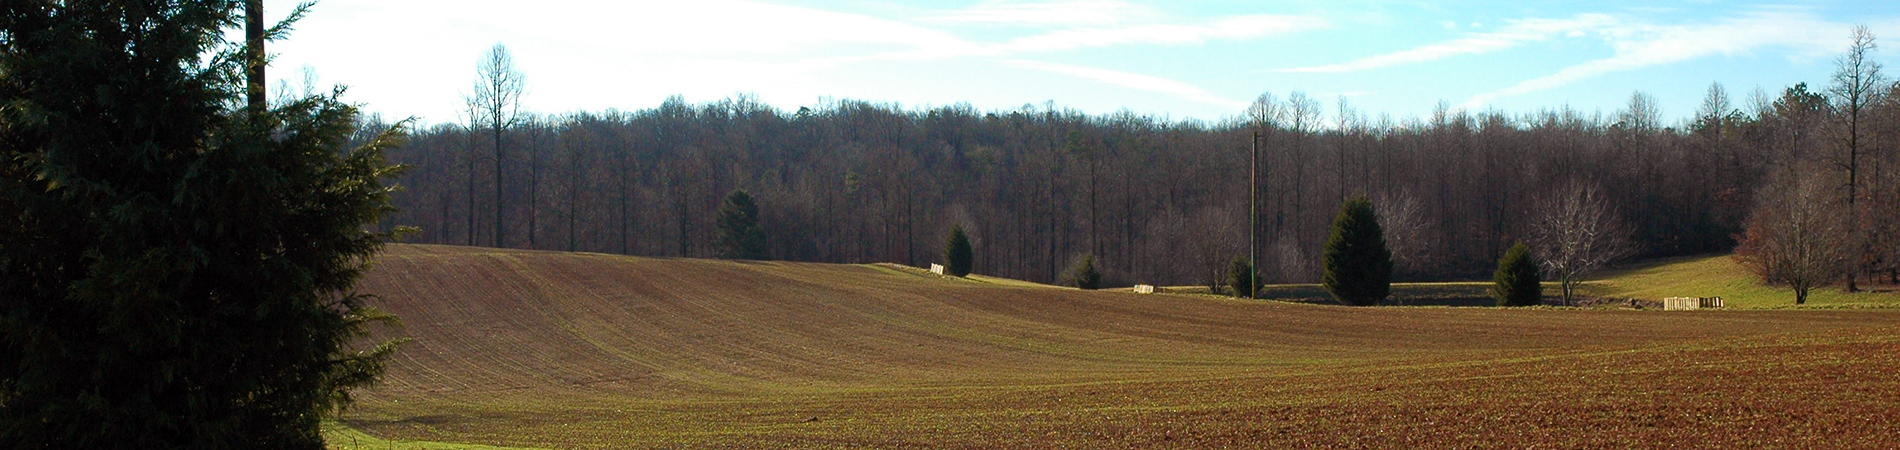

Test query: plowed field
[336,244,1900,449]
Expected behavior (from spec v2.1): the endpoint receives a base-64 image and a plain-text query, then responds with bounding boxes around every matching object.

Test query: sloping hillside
[338,244,1900,449]
[1587,254,1900,308]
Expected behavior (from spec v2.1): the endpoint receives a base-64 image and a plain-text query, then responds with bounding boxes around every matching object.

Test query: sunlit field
[325,245,1900,449]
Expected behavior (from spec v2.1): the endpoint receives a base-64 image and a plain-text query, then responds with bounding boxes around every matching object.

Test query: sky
[265,0,1900,127]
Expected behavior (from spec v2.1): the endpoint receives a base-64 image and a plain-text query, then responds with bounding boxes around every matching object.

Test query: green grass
[324,421,549,450]
[1585,254,1900,309]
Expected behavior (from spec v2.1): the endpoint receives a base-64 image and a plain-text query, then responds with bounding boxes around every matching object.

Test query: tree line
[382,32,1898,289]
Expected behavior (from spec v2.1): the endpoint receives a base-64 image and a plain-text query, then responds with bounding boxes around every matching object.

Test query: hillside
[1587,254,1900,309]
[336,244,1900,449]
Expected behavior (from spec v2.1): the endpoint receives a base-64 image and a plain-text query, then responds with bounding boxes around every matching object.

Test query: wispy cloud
[784,5,1325,108]
[1278,14,1616,73]
[929,0,1157,27]
[1462,7,1852,109]
[1004,59,1246,108]
[1002,15,1327,53]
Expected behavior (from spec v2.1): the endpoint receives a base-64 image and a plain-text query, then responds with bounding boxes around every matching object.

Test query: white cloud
[1278,13,1617,73]
[268,0,1323,123]
[1003,59,1245,108]
[929,0,1157,27]
[1002,14,1327,53]
[1462,7,1853,108]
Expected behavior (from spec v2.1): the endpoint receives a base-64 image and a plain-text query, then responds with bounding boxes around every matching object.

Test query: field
[1586,254,1900,308]
[332,245,1900,449]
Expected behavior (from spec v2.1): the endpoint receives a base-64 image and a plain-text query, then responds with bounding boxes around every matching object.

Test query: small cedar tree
[944,225,973,277]
[1492,242,1543,307]
[1322,196,1394,306]
[1227,256,1259,298]
[1063,254,1103,290]
[716,189,767,259]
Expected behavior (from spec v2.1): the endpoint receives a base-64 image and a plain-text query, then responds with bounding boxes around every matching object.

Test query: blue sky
[266,0,1900,127]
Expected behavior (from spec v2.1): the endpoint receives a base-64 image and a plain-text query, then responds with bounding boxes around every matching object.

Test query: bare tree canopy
[1827,25,1885,292]
[1528,182,1635,306]
[468,43,526,248]
[1736,174,1848,305]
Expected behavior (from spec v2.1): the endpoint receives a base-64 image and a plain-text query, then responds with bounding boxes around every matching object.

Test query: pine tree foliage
[1492,242,1543,307]
[944,225,973,277]
[1227,256,1258,298]
[0,1,408,448]
[716,189,766,259]
[1322,196,1393,306]
[1063,254,1102,290]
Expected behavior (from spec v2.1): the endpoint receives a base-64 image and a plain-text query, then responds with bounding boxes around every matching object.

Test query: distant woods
[381,30,1900,287]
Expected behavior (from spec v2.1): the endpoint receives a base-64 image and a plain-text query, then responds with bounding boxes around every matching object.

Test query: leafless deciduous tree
[1828,25,1885,292]
[1736,173,1847,305]
[468,43,525,248]
[1618,91,1662,133]
[1528,182,1635,305]
[1374,189,1425,276]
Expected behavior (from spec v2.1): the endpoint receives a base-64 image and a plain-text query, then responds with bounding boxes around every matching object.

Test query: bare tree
[1736,173,1847,304]
[1245,92,1282,296]
[1180,207,1241,293]
[1286,91,1321,245]
[1528,182,1635,305]
[1374,189,1425,276]
[468,43,526,248]
[1828,25,1885,292]
[1618,91,1662,133]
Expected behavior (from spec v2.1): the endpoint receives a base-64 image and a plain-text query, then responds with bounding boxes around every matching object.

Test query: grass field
[331,245,1900,449]
[1585,254,1900,308]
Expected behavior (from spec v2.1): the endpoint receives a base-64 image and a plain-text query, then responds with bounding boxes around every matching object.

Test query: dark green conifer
[1322,196,1394,306]
[1492,242,1544,307]
[1064,254,1103,290]
[944,225,973,277]
[1228,256,1258,298]
[716,189,767,259]
[1,2,406,447]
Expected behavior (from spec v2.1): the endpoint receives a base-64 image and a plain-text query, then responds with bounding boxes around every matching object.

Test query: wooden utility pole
[1250,130,1258,299]
[245,0,265,113]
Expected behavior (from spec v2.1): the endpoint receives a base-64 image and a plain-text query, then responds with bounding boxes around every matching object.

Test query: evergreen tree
[0,2,406,448]
[716,189,767,259]
[1492,242,1543,307]
[1227,256,1259,298]
[1063,254,1103,290]
[944,225,973,277]
[1322,196,1393,306]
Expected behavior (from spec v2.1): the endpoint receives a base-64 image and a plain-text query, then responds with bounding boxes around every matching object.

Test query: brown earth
[340,244,1900,449]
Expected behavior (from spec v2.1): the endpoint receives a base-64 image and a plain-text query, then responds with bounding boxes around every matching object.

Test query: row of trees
[382,30,1897,292]
[1736,26,1898,303]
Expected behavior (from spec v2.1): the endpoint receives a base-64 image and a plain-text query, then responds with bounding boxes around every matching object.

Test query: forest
[377,35,1897,288]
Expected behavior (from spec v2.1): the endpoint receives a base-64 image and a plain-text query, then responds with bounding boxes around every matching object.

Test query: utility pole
[1250,130,1258,299]
[245,0,265,114]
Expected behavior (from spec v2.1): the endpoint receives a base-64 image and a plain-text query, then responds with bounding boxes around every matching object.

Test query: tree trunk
[494,126,504,248]
[244,0,264,113]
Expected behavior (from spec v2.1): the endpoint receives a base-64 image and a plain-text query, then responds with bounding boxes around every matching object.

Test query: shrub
[1322,196,1393,306]
[1227,256,1259,298]
[1492,242,1543,307]
[944,225,973,277]
[1062,254,1103,290]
